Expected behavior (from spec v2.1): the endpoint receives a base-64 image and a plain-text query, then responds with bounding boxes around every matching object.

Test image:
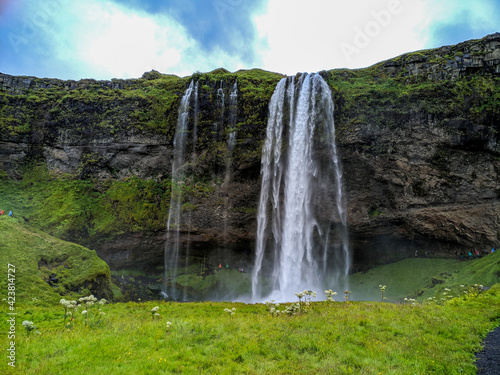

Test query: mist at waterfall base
[162,73,350,303]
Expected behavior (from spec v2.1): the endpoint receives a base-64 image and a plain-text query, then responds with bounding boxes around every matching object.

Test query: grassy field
[349,254,500,303]
[1,285,499,374]
[1,215,499,374]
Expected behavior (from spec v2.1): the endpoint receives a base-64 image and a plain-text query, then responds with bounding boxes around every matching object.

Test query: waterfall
[164,80,196,300]
[225,80,238,182]
[252,73,349,302]
[192,81,199,154]
[214,80,225,140]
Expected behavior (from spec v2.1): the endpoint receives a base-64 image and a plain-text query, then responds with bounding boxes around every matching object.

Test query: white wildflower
[22,320,36,330]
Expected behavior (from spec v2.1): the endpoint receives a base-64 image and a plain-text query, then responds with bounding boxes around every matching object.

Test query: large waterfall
[252,73,349,302]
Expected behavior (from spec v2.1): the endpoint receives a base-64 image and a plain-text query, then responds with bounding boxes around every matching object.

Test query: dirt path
[476,325,500,374]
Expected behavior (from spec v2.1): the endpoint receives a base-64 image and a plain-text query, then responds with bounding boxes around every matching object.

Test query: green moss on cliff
[0,162,220,245]
[324,65,500,140]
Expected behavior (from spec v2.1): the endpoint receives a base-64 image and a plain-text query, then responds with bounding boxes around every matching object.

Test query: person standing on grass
[0,209,3,215]
[8,210,12,217]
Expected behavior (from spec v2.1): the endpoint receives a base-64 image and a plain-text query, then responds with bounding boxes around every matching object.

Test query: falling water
[252,73,349,302]
[164,80,196,300]
[214,80,225,140]
[192,81,199,154]
[225,80,238,182]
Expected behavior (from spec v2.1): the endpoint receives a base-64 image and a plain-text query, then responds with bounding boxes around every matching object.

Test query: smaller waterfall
[225,80,238,183]
[192,81,199,154]
[214,80,225,141]
[164,80,196,300]
[221,80,239,249]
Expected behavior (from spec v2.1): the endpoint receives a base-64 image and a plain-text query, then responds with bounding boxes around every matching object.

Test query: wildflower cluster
[151,306,160,320]
[60,298,79,327]
[60,295,107,328]
[223,307,236,316]
[265,300,282,317]
[440,287,455,303]
[379,285,387,302]
[22,320,36,337]
[344,290,352,302]
[325,289,338,303]
[165,321,172,334]
[462,284,484,298]
[265,300,301,316]
[403,297,417,305]
[295,290,317,311]
[283,303,301,315]
[80,295,107,327]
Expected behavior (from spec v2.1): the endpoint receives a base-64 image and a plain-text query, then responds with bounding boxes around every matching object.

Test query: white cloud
[6,0,497,80]
[24,0,250,79]
[253,0,431,73]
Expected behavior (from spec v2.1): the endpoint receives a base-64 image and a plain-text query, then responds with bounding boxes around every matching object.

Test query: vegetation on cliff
[0,215,112,305]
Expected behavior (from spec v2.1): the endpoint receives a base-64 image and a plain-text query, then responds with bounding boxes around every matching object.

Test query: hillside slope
[0,215,113,305]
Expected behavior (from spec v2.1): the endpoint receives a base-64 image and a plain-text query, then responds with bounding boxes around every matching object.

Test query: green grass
[0,215,112,305]
[0,214,499,373]
[0,285,498,374]
[349,253,500,303]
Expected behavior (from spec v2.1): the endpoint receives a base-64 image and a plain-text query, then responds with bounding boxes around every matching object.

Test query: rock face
[1,35,499,275]
[341,112,500,265]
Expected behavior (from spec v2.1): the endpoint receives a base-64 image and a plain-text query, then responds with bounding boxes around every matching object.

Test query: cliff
[1,34,499,290]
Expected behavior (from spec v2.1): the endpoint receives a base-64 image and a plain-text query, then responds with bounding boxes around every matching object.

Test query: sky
[0,0,499,80]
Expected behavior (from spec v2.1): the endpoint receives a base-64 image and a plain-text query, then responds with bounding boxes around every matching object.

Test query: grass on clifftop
[1,285,499,374]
